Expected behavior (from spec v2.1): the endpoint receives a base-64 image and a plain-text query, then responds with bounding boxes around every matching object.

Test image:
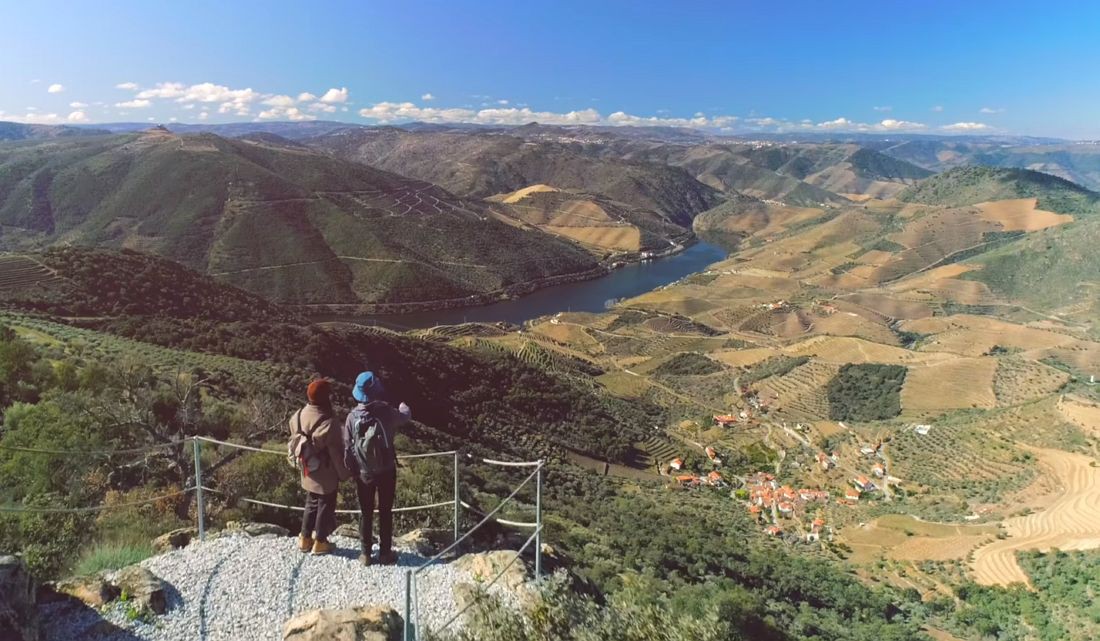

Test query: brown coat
[289,403,350,495]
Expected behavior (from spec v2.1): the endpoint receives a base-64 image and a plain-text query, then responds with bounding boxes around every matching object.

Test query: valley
[2,120,1100,641]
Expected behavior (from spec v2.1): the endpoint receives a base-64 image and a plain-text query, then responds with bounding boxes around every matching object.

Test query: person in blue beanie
[342,371,412,565]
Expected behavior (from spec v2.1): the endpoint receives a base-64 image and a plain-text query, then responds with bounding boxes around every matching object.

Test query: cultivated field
[543,224,641,251]
[1057,395,1100,438]
[901,357,998,412]
[971,447,1100,587]
[975,198,1074,231]
[843,514,997,564]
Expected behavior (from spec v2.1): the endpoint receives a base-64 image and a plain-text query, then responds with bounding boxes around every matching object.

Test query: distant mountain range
[4,118,1099,311]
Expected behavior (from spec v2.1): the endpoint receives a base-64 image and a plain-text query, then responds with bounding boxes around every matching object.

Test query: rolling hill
[880,138,1100,191]
[488,184,691,253]
[305,127,723,222]
[0,121,109,141]
[0,129,600,307]
[898,166,1100,214]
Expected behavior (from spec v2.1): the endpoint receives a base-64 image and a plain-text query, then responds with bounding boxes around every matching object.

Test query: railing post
[193,438,205,542]
[535,460,543,579]
[453,451,460,544]
[404,570,414,641]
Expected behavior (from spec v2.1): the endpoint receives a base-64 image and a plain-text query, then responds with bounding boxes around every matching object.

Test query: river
[341,241,730,330]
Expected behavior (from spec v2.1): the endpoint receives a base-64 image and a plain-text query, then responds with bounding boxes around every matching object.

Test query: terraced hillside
[0,255,66,294]
[307,127,722,221]
[489,184,690,252]
[0,130,599,307]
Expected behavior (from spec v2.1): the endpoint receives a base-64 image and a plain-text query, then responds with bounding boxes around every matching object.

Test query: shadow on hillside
[39,598,146,641]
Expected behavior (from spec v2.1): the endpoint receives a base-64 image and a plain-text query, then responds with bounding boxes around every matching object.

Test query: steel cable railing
[0,435,546,640]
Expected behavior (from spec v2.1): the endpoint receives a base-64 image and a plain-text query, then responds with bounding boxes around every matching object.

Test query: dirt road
[971,447,1100,587]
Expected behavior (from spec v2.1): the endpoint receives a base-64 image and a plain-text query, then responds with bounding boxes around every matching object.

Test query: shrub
[826,363,907,421]
[73,540,154,577]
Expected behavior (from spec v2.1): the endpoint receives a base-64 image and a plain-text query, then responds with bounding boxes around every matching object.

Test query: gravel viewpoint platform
[41,534,472,641]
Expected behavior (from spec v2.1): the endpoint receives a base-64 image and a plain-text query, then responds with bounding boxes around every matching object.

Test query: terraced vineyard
[993,356,1071,407]
[638,435,681,472]
[758,361,839,421]
[0,255,66,293]
[889,419,1036,506]
[1,312,293,392]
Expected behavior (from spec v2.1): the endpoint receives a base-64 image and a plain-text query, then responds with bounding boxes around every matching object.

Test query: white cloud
[979,107,1005,114]
[817,117,852,129]
[69,101,88,108]
[308,102,337,113]
[873,106,892,112]
[357,101,743,129]
[170,117,178,122]
[747,117,782,127]
[133,82,260,116]
[67,110,88,123]
[263,94,297,107]
[319,87,349,104]
[47,83,64,93]
[115,82,139,90]
[116,99,152,109]
[297,92,317,102]
[421,93,435,101]
[3,112,63,124]
[942,121,991,131]
[198,111,209,120]
[497,99,509,105]
[878,119,926,130]
[931,105,944,112]
[257,106,315,121]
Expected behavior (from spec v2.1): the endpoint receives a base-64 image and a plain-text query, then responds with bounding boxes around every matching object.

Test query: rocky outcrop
[49,574,119,607]
[283,606,403,641]
[454,550,529,590]
[0,555,41,641]
[151,527,197,553]
[333,523,359,539]
[208,521,291,541]
[395,529,451,556]
[112,566,167,615]
[45,565,167,615]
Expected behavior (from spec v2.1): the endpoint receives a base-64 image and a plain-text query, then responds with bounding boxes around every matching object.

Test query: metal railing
[190,437,543,639]
[404,457,543,641]
[191,436,463,545]
[0,435,544,638]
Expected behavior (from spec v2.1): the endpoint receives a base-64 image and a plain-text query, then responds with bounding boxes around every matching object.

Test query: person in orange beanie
[288,378,349,555]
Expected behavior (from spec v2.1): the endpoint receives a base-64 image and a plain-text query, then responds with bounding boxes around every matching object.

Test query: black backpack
[350,404,397,478]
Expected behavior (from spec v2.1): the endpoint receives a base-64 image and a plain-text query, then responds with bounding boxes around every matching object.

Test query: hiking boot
[377,551,398,566]
[359,553,372,567]
[298,534,314,553]
[311,540,335,556]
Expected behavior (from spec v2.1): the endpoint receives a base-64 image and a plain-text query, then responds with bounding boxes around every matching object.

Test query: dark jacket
[341,401,411,478]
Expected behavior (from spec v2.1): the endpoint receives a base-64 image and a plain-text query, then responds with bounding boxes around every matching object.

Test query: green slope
[0,131,599,305]
[963,216,1100,315]
[898,166,1100,215]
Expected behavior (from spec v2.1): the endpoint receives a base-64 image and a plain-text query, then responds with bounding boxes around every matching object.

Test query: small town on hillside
[663,409,918,543]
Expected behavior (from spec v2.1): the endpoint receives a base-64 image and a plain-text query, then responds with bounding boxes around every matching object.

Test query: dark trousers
[356,471,397,554]
[301,491,337,541]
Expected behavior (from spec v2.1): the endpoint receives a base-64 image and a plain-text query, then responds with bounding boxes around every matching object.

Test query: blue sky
[2,0,1099,138]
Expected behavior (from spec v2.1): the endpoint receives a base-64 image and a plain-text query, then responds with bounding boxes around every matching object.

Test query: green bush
[827,363,906,421]
[654,353,723,377]
[73,540,154,577]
